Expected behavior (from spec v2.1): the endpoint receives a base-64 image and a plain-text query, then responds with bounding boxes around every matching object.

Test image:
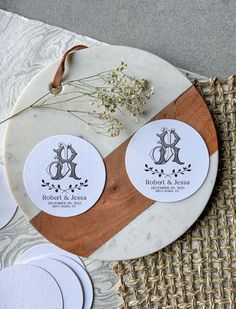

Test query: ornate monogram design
[145,127,191,179]
[47,143,80,180]
[41,142,88,193]
[149,127,185,165]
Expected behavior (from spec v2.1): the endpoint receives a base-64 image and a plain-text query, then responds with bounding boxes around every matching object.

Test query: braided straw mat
[113,77,236,309]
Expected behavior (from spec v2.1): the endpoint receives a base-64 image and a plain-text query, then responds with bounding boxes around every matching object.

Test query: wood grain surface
[0,10,216,308]
[31,85,218,257]
[0,11,119,309]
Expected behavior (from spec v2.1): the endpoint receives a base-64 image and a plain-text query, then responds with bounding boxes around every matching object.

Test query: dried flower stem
[0,63,154,136]
[0,92,51,125]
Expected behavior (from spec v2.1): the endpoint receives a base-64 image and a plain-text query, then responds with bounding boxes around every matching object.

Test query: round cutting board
[4,45,218,260]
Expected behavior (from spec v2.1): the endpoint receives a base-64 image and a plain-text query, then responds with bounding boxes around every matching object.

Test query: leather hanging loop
[51,44,88,90]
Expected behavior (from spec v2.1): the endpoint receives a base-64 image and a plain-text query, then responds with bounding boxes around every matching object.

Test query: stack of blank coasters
[0,243,93,309]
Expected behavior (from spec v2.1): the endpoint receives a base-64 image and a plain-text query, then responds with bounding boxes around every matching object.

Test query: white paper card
[0,264,63,309]
[49,255,94,309]
[15,243,85,269]
[24,135,106,217]
[29,258,84,309]
[125,119,209,202]
[14,243,93,309]
[0,164,17,229]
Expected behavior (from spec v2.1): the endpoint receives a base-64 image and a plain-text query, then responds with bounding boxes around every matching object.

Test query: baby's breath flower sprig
[0,63,154,137]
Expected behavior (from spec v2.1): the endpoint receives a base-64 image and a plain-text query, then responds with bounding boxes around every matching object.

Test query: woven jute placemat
[113,77,236,309]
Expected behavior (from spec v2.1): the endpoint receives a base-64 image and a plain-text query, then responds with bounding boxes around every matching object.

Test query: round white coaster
[24,135,106,217]
[0,164,17,229]
[14,243,85,268]
[28,258,84,309]
[125,119,209,202]
[0,264,63,309]
[49,255,94,309]
[5,45,218,260]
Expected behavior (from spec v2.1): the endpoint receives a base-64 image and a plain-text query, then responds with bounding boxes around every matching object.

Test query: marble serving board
[4,45,218,260]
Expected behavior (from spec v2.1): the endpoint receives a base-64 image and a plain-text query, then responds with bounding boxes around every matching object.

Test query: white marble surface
[91,152,218,260]
[0,10,119,309]
[5,45,191,221]
[4,43,218,260]
[0,9,216,309]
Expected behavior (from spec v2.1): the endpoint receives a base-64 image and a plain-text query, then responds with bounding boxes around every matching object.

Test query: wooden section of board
[31,85,218,257]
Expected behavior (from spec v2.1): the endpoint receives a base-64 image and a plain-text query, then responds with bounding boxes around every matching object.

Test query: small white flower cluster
[94,62,154,136]
[20,63,155,138]
[98,113,123,137]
